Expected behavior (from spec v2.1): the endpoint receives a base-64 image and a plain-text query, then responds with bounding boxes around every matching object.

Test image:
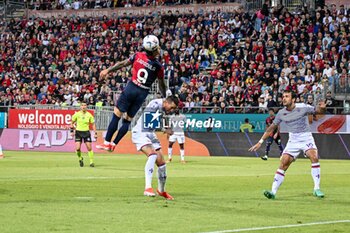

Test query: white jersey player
[167,110,186,163]
[249,90,326,199]
[131,96,178,200]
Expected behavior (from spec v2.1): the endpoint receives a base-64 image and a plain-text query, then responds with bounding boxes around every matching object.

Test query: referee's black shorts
[75,130,92,143]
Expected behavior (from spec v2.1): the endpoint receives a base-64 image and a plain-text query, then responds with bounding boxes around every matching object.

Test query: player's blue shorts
[117,81,149,118]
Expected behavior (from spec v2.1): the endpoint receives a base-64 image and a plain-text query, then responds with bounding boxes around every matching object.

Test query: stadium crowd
[0,3,349,113]
[27,0,208,10]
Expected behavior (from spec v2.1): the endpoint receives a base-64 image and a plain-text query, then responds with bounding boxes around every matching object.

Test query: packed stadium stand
[0,0,349,114]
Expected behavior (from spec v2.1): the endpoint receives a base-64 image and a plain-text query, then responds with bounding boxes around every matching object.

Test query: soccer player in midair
[97,35,166,152]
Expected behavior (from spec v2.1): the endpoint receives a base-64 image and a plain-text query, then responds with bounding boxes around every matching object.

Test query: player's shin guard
[88,151,94,164]
[113,119,131,145]
[105,114,121,142]
[157,164,167,193]
[311,163,321,190]
[145,154,157,189]
[272,169,285,195]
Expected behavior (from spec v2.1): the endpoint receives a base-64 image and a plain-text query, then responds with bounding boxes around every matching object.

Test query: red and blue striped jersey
[129,52,164,89]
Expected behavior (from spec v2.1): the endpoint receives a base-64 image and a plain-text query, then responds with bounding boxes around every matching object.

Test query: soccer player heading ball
[249,90,326,199]
[97,35,167,152]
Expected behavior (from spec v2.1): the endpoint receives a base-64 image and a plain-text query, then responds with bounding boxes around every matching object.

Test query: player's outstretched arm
[249,124,278,152]
[158,78,167,97]
[100,59,132,78]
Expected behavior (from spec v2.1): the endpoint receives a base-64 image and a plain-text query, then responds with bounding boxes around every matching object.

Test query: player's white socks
[311,163,321,190]
[180,149,185,161]
[145,154,157,189]
[168,148,172,159]
[272,169,285,195]
[157,164,167,193]
[104,141,110,145]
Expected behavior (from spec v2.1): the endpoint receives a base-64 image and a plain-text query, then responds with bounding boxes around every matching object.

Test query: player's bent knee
[124,115,133,121]
[114,107,123,117]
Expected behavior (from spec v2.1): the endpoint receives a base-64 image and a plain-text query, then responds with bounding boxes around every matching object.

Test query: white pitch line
[200,220,350,233]
[0,173,277,181]
[0,176,143,181]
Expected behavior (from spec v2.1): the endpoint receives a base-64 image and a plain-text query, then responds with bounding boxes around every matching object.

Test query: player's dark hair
[283,90,297,100]
[244,118,249,123]
[166,95,179,106]
[268,108,275,113]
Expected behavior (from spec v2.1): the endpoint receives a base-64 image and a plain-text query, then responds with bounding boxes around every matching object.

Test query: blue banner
[0,112,6,128]
[184,114,268,132]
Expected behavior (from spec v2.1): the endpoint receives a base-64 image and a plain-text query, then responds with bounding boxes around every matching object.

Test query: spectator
[0,4,348,113]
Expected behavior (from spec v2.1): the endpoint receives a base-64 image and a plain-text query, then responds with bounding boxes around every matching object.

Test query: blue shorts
[117,81,149,118]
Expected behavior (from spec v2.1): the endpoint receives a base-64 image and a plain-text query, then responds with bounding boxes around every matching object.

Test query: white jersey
[169,114,186,135]
[274,103,315,141]
[131,98,163,151]
[132,98,163,133]
[274,103,317,157]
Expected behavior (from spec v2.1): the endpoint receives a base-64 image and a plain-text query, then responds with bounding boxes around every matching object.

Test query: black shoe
[261,155,268,161]
[79,159,84,167]
[89,163,95,167]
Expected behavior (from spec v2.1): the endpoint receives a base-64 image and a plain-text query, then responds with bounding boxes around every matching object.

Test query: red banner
[8,109,94,130]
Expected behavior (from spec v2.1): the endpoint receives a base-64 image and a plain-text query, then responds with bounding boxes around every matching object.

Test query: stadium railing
[242,0,314,14]
[179,106,347,114]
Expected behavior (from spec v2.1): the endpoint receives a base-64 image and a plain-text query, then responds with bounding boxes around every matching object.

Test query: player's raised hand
[249,142,262,152]
[100,69,109,78]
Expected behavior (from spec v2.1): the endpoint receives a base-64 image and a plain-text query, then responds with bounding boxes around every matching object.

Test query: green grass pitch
[0,151,349,233]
